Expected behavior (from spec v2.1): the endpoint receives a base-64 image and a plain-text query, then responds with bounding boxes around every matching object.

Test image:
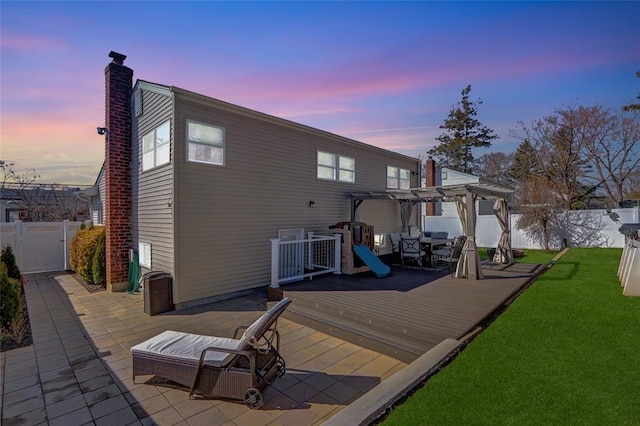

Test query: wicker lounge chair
[131,298,291,408]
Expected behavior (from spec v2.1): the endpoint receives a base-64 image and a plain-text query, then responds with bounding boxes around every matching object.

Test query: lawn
[383,248,640,425]
[477,247,559,264]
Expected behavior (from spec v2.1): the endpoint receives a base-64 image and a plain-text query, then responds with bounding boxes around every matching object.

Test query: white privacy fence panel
[0,221,87,273]
[422,216,464,241]
[423,208,639,250]
[20,223,64,273]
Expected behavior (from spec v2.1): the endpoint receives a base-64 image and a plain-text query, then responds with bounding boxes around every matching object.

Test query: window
[317,151,355,183]
[387,166,411,189]
[139,242,151,268]
[187,120,225,165]
[142,121,170,171]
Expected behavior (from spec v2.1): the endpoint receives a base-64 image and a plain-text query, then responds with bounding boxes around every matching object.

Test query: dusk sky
[1,1,639,186]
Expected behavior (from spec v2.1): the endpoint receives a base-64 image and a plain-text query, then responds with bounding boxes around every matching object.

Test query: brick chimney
[425,156,436,216]
[104,51,133,291]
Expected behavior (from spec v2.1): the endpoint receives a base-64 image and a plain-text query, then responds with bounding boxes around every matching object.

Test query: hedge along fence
[69,225,106,285]
[0,261,21,330]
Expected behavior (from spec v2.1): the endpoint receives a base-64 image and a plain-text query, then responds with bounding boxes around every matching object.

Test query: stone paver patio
[1,272,406,425]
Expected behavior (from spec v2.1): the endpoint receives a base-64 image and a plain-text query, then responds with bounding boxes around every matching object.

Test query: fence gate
[0,221,85,273]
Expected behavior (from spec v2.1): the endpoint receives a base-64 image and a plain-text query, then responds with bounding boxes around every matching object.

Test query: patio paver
[1,272,408,425]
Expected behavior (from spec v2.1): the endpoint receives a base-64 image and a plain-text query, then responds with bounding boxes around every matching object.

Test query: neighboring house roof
[439,166,511,189]
[76,186,99,197]
[0,187,23,201]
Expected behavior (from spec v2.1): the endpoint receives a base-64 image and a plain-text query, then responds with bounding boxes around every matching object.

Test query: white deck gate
[0,221,85,273]
[270,233,342,287]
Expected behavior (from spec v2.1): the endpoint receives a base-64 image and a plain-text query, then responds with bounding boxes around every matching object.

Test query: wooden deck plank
[277,261,543,362]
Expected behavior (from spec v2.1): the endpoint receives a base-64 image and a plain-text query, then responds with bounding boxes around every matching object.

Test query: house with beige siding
[97,51,421,308]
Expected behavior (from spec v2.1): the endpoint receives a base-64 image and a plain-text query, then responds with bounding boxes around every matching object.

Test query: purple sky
[2,1,639,186]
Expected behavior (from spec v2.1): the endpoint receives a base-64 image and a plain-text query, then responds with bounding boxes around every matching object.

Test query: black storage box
[143,271,173,315]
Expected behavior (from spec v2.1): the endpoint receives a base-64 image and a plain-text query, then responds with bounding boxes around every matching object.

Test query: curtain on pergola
[493,198,513,264]
[400,201,417,233]
[455,191,483,280]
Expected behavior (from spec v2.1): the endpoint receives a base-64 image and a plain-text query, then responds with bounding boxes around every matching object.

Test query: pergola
[350,182,515,280]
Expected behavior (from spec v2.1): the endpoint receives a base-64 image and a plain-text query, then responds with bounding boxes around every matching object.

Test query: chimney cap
[108,51,127,65]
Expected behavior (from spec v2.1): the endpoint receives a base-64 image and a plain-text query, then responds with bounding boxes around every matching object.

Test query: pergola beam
[350,181,514,280]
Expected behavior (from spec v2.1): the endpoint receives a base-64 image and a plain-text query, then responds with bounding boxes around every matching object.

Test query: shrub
[69,226,105,284]
[0,262,21,329]
[1,245,21,280]
[92,228,106,287]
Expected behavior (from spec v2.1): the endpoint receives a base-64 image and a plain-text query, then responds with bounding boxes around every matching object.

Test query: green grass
[478,247,559,264]
[384,248,640,425]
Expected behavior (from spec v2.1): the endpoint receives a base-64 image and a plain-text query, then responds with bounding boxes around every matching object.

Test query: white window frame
[186,120,225,166]
[139,242,151,268]
[387,166,411,189]
[142,120,171,171]
[317,151,355,183]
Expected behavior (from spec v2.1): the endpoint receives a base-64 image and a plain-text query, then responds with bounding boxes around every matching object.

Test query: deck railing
[270,233,342,288]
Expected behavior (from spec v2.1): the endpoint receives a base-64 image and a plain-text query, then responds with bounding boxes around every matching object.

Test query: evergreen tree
[623,71,640,112]
[1,245,21,280]
[428,85,498,173]
[509,140,543,182]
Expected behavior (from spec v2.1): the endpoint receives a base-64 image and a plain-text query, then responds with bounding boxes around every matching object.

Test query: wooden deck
[270,261,546,363]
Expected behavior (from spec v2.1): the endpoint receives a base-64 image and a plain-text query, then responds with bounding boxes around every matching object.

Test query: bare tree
[0,160,88,222]
[515,106,592,209]
[474,151,515,186]
[514,175,561,250]
[1,160,38,190]
[623,169,640,200]
[576,107,640,207]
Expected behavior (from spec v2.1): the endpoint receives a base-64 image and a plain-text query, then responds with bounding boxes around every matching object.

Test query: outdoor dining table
[419,237,454,267]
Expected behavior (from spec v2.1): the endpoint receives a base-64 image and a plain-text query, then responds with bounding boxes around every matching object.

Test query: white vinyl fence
[423,208,639,250]
[0,220,87,273]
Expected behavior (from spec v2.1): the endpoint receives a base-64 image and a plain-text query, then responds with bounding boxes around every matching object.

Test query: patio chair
[401,237,426,268]
[434,237,466,276]
[388,233,401,254]
[131,298,292,409]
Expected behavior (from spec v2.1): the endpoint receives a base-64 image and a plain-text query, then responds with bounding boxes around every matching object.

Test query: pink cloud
[0,33,64,52]
[1,111,104,184]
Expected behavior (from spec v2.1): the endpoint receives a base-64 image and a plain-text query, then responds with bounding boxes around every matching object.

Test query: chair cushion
[131,330,242,367]
[431,231,448,239]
